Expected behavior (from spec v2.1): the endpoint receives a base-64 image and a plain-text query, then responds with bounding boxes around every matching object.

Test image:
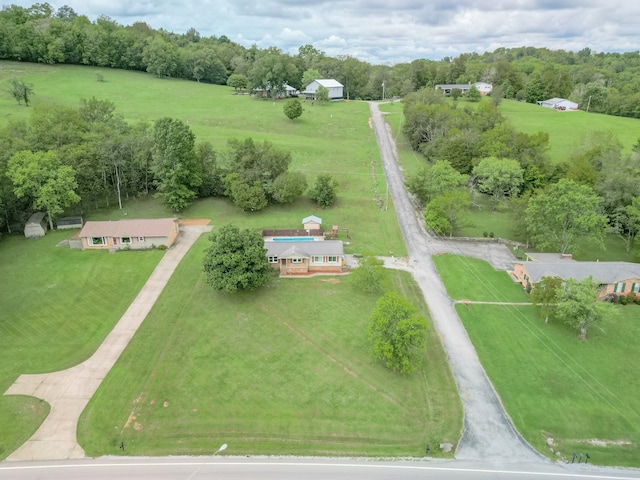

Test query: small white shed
[302,215,322,230]
[24,212,48,238]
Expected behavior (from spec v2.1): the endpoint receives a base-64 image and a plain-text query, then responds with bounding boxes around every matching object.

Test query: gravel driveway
[368,102,543,463]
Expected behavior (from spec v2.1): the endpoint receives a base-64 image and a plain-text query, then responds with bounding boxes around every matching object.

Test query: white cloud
[7,0,640,63]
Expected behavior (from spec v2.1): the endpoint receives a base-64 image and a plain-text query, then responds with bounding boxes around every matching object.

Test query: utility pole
[382,81,385,101]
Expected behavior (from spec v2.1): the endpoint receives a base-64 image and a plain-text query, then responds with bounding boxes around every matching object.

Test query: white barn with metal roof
[302,79,344,100]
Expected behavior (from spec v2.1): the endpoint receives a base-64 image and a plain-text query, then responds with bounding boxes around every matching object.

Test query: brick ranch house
[77,218,179,250]
[265,240,346,276]
[262,215,347,276]
[514,253,640,299]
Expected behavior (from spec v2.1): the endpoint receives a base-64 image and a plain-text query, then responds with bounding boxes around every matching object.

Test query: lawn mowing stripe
[472,302,640,430]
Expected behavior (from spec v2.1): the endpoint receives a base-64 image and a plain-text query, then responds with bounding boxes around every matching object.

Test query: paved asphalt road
[1,457,639,480]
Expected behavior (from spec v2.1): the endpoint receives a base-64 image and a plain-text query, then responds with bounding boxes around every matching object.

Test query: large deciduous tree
[406,160,467,206]
[531,276,562,323]
[555,277,614,340]
[271,171,307,204]
[525,179,607,254]
[423,189,470,237]
[368,292,427,374]
[151,117,202,211]
[472,157,524,209]
[248,47,299,100]
[7,150,80,230]
[203,223,272,293]
[226,73,248,91]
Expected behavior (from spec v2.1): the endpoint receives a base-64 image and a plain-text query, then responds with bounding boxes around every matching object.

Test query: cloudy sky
[12,0,640,64]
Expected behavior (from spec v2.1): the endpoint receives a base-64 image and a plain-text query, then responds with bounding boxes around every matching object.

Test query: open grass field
[0,230,163,460]
[1,60,406,257]
[499,100,640,162]
[431,254,530,302]
[432,254,640,467]
[78,235,462,457]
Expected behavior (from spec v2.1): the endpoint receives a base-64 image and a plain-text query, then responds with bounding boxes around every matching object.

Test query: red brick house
[514,254,640,299]
[77,218,179,250]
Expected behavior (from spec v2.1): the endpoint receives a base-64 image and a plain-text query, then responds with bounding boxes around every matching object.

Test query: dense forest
[2,3,640,115]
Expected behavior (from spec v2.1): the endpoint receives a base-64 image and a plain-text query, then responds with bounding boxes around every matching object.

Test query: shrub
[625,291,636,305]
[157,244,167,250]
[483,231,488,238]
[619,294,628,305]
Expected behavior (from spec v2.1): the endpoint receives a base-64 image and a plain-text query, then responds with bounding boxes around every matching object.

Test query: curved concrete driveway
[4,225,212,461]
[368,102,542,463]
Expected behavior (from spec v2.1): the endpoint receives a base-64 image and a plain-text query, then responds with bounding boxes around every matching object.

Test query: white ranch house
[435,82,493,95]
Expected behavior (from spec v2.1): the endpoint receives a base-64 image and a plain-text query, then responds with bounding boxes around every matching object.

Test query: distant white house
[435,82,493,95]
[537,98,578,111]
[302,79,344,100]
[253,83,299,98]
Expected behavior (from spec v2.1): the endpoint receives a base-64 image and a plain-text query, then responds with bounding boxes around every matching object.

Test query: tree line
[4,4,640,115]
[0,98,337,233]
[403,89,640,256]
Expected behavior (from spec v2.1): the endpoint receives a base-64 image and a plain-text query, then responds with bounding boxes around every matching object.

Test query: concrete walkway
[368,102,543,463]
[3,225,211,461]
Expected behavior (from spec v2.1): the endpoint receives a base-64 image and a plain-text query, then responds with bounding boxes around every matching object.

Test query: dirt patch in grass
[320,278,341,284]
[585,439,633,447]
[179,218,211,226]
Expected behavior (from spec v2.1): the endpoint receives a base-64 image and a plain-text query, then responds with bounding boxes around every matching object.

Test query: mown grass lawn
[432,254,640,467]
[432,254,530,302]
[457,304,640,467]
[0,230,163,460]
[78,235,462,457]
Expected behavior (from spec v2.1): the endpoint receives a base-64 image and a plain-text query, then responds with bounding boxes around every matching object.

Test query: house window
[632,283,640,293]
[327,256,338,262]
[292,258,303,264]
[268,256,278,263]
[313,256,323,263]
[138,236,145,242]
[90,237,106,245]
[121,237,131,245]
[614,282,626,293]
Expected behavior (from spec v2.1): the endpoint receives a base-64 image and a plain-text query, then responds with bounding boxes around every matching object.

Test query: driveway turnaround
[4,225,212,461]
[368,102,542,463]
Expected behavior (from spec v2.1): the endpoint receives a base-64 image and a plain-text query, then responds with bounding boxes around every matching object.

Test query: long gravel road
[368,102,543,463]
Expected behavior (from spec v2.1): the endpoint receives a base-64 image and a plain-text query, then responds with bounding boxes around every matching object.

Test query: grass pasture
[78,236,462,457]
[432,254,640,467]
[499,100,640,162]
[0,230,163,460]
[1,60,405,257]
